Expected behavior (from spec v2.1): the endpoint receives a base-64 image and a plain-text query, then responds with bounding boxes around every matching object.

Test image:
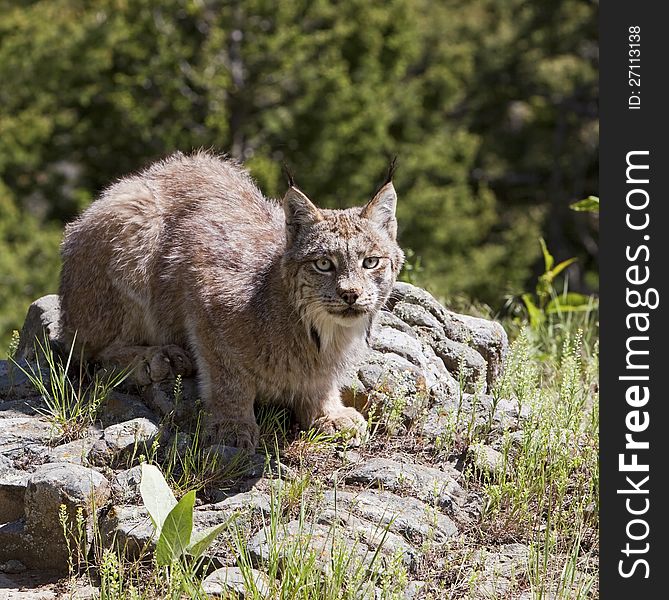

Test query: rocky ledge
[1,283,532,598]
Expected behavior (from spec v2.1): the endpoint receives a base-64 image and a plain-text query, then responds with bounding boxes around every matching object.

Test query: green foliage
[570,196,599,213]
[484,327,598,597]
[0,184,61,352]
[521,239,598,329]
[139,463,227,567]
[12,333,129,442]
[0,0,597,344]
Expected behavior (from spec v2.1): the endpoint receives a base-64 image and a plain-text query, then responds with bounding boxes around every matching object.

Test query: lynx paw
[205,418,259,452]
[313,407,367,446]
[128,345,193,385]
[162,345,194,377]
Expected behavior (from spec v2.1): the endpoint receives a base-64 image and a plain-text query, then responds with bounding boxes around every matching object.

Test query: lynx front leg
[299,385,367,446]
[199,362,259,452]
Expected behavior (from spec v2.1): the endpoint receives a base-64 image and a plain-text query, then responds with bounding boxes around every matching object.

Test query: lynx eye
[362,257,380,269]
[314,258,334,272]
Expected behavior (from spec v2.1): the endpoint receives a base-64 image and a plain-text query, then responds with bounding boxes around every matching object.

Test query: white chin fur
[308,308,369,349]
[329,313,367,328]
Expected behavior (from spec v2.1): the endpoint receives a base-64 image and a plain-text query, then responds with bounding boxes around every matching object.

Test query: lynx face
[282,183,405,342]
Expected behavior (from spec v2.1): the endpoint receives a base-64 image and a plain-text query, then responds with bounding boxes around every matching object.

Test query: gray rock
[202,566,271,598]
[369,326,426,371]
[388,283,508,387]
[321,488,458,544]
[469,443,509,478]
[339,457,465,512]
[428,337,488,392]
[103,491,270,561]
[0,559,26,574]
[422,394,528,441]
[13,295,63,363]
[204,489,272,516]
[471,543,530,599]
[390,301,445,333]
[342,282,512,433]
[111,465,143,503]
[0,467,29,522]
[47,434,101,466]
[374,310,421,337]
[0,359,46,400]
[0,462,111,570]
[88,418,159,467]
[0,415,53,459]
[403,580,426,599]
[247,516,414,577]
[100,505,155,557]
[99,391,158,427]
[353,351,430,428]
[316,509,417,568]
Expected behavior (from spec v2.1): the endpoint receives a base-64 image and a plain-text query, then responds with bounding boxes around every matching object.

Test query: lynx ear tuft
[283,187,323,241]
[361,182,398,240]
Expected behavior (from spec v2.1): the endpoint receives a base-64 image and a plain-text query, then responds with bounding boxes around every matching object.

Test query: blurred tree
[0,0,596,351]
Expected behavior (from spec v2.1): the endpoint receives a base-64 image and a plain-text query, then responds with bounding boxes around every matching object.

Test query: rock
[47,434,101,465]
[100,505,155,557]
[204,489,272,516]
[0,466,29,522]
[471,543,530,599]
[0,559,26,574]
[403,580,426,599]
[202,566,271,598]
[88,418,159,467]
[339,457,466,513]
[422,393,528,441]
[387,282,508,387]
[13,295,63,363]
[369,326,425,370]
[9,462,111,570]
[469,443,509,478]
[99,391,158,427]
[353,351,430,428]
[321,488,458,545]
[0,415,54,459]
[111,465,143,503]
[0,359,45,400]
[427,337,488,391]
[247,517,414,577]
[342,282,512,435]
[103,490,270,561]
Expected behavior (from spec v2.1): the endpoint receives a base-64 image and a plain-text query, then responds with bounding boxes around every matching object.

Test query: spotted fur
[59,151,405,450]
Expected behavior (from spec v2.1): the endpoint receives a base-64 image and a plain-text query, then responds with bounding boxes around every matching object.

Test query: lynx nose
[340,291,359,305]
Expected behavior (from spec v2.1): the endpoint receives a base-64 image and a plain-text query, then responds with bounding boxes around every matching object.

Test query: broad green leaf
[570,196,600,213]
[188,522,228,560]
[139,463,177,533]
[155,490,196,566]
[539,238,554,272]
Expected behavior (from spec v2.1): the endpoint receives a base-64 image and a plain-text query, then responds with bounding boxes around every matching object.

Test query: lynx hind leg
[98,344,193,386]
[299,386,367,446]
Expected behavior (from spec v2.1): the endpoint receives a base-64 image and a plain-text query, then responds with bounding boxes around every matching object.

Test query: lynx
[59,151,404,450]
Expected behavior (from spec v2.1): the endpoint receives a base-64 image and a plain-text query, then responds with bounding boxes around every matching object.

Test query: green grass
[11,333,128,443]
[15,301,598,599]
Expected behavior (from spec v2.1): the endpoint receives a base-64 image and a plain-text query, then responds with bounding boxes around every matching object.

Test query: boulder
[0,462,110,571]
[13,295,63,363]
